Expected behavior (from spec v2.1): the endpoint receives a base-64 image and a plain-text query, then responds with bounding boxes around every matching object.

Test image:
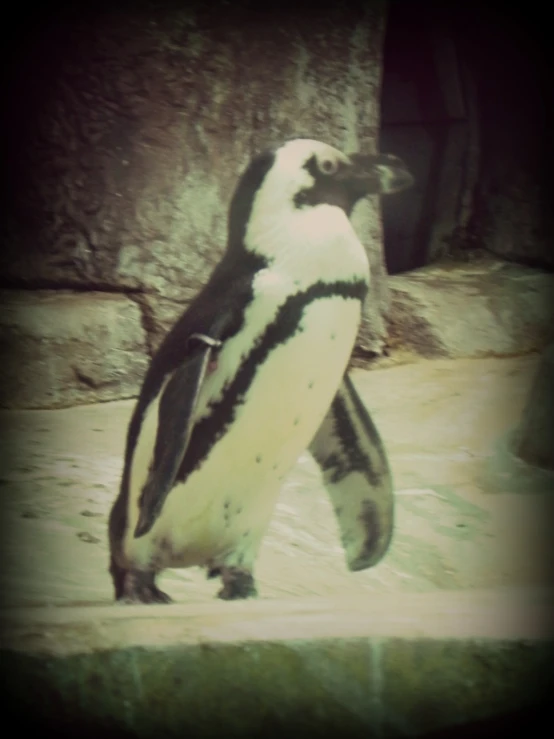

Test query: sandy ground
[1,354,552,607]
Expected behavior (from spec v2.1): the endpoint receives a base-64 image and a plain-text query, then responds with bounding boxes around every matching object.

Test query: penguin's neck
[244,204,370,288]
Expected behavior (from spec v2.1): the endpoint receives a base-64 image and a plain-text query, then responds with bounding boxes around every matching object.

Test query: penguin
[108,138,413,603]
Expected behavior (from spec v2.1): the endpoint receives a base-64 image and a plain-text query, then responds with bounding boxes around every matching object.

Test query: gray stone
[0,291,149,409]
[514,343,554,470]
[387,259,554,359]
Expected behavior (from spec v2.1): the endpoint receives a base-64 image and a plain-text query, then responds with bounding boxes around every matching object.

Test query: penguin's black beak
[340,153,414,199]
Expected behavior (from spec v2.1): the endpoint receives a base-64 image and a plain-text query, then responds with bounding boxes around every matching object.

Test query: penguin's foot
[117,569,172,604]
[217,566,258,600]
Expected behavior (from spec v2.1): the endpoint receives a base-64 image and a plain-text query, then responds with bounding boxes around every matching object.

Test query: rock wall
[2,2,389,408]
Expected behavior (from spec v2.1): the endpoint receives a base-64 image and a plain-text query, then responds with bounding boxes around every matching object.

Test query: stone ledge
[1,591,552,737]
[0,290,149,409]
[386,259,554,360]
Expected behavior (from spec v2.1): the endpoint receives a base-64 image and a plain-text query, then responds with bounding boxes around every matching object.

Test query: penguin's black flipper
[134,334,220,538]
[309,373,394,571]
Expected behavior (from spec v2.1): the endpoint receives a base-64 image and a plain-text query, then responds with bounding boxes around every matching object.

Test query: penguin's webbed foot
[217,566,258,600]
[116,569,172,604]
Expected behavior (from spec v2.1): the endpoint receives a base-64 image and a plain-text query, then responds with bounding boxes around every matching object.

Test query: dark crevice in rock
[73,368,100,389]
[71,368,121,391]
[129,293,158,358]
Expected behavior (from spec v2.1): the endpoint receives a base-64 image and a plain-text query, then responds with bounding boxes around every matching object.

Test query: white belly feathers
[124,269,364,571]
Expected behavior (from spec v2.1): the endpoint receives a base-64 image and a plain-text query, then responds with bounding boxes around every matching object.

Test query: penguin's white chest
[125,286,363,571]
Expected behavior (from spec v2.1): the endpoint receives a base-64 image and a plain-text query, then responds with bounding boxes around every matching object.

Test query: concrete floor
[1,353,553,608]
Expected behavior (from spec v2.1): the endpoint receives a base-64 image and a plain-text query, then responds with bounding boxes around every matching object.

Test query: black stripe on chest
[176,277,368,485]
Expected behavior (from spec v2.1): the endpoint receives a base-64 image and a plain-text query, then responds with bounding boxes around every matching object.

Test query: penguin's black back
[130,145,278,442]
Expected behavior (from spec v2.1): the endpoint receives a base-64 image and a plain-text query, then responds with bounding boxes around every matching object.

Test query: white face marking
[264,138,349,196]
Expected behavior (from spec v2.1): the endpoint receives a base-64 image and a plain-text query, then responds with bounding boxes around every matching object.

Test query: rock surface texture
[384,259,554,361]
[0,291,148,409]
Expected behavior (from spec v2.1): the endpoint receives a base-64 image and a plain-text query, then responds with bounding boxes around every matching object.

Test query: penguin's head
[227,138,413,258]
[274,139,414,214]
[223,138,413,266]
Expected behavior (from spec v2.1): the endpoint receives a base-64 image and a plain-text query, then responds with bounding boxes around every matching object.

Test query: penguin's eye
[317,157,338,176]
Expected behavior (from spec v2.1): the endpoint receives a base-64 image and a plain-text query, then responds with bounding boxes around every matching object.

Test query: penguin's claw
[120,587,172,605]
[116,569,172,604]
[217,566,258,600]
